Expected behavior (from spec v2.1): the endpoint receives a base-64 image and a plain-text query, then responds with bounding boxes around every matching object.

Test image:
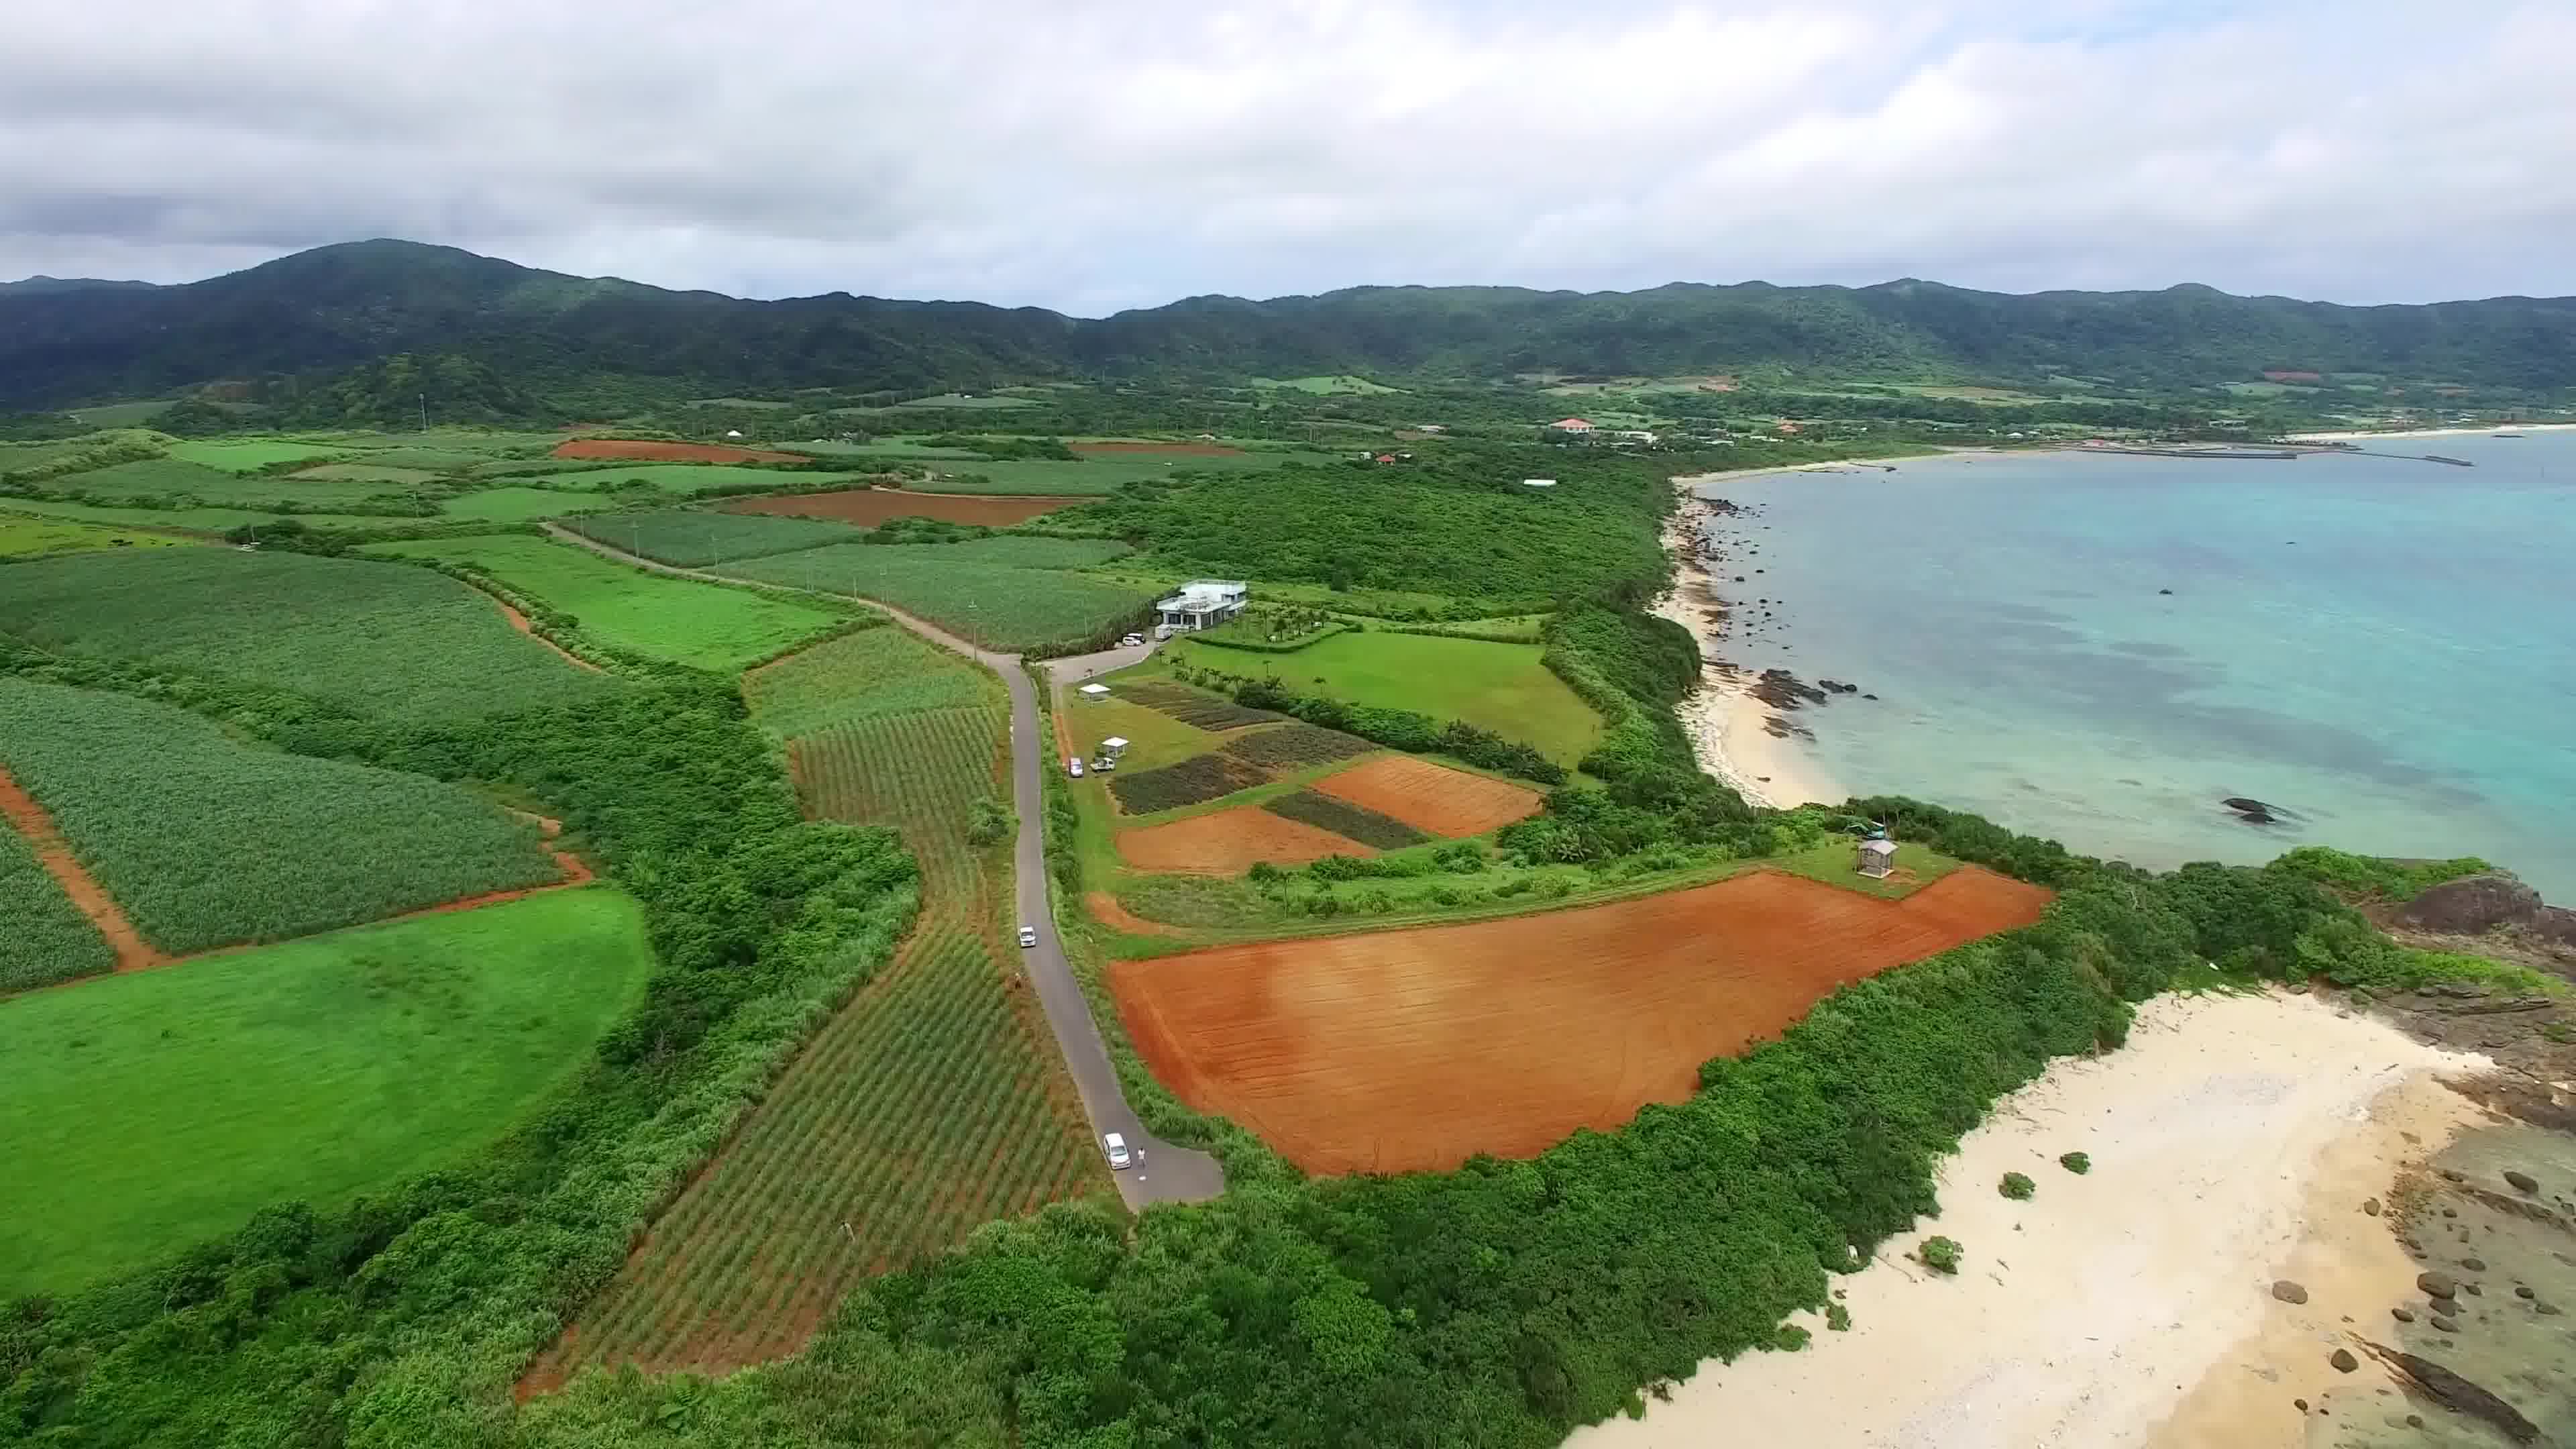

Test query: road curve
[541,524,1224,1208]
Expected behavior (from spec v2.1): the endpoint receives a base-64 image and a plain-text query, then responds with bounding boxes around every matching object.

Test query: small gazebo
[1856,836,1898,880]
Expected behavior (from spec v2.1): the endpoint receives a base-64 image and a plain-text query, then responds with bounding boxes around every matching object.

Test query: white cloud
[0,0,2567,310]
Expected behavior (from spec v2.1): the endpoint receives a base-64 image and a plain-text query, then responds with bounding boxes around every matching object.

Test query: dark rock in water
[2363,1197,2382,1216]
[2398,873,2544,935]
[2538,1301,2561,1316]
[2361,1343,2542,1444]
[2222,796,2279,824]
[2504,1169,2540,1194]
[2271,1279,2310,1304]
[2463,1283,2482,1297]
[2392,1307,2415,1322]
[2462,1256,2486,1272]
[1860,692,1878,700]
[2158,588,2174,595]
[2515,1285,2535,1299]
[2329,1348,2359,1373]
[2419,1271,2458,1299]
[2430,1313,2461,1333]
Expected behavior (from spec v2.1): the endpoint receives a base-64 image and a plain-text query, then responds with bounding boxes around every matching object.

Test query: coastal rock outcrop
[2400,873,2546,935]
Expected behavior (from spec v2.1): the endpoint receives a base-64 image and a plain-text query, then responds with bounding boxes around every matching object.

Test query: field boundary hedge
[1173,661,1567,785]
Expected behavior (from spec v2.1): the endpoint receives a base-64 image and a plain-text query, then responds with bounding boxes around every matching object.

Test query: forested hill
[5,237,2573,409]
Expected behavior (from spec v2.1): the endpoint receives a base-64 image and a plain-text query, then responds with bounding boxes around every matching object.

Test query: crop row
[0,678,564,954]
[543,700,1099,1377]
[1114,679,1285,730]
[1221,722,1378,769]
[560,508,862,568]
[0,822,113,992]
[744,623,1002,739]
[1108,751,1271,814]
[1263,788,1433,850]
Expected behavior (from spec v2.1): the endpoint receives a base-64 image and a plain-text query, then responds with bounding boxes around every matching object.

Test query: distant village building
[1153,580,1248,638]
[1521,478,1557,488]
[1857,837,1898,880]
[1609,429,1658,445]
[1546,417,1597,436]
[1415,423,1447,434]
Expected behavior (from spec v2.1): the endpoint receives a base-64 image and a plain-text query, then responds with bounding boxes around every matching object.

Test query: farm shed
[1858,837,1898,879]
[1521,478,1556,488]
[1079,684,1111,699]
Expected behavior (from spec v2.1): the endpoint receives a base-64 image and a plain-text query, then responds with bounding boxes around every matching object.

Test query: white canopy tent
[1100,736,1130,751]
[1077,684,1111,698]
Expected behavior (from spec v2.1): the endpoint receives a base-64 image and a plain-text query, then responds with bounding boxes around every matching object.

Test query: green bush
[1919,1236,1963,1275]
[2268,845,2493,902]
[1825,1301,1851,1332]
[1999,1171,2035,1200]
[2059,1151,2092,1175]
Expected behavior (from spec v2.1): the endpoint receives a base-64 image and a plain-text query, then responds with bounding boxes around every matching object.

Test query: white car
[1017,924,1038,949]
[1120,634,1145,648]
[1067,757,1084,778]
[1102,1132,1132,1170]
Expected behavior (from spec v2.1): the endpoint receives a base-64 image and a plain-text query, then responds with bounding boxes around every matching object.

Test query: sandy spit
[1566,990,2493,1449]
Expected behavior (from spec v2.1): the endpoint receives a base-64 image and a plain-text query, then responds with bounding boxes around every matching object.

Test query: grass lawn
[1163,630,1604,764]
[0,547,617,719]
[717,539,1148,655]
[0,889,651,1297]
[439,486,621,523]
[0,514,189,559]
[168,440,350,473]
[291,463,449,485]
[1767,839,1960,900]
[366,534,843,671]
[1249,375,1401,395]
[1061,694,1222,771]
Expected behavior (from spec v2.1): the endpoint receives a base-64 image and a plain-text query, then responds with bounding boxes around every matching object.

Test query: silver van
[1102,1132,1132,1169]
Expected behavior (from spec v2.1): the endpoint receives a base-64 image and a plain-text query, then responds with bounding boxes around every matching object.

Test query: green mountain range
[3,238,2571,411]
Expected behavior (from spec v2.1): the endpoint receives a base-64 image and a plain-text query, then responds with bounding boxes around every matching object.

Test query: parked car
[1102,1132,1132,1170]
[1089,756,1114,773]
[1067,757,1084,778]
[1119,633,1145,648]
[1017,924,1038,948]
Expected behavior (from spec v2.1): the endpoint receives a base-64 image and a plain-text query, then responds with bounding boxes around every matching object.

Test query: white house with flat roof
[1153,580,1248,637]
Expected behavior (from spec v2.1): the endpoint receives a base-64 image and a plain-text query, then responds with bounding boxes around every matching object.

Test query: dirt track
[1312,756,1542,838]
[0,765,167,973]
[1112,867,2053,1174]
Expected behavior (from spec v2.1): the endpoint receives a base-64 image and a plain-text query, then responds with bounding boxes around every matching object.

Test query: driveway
[543,526,1223,1208]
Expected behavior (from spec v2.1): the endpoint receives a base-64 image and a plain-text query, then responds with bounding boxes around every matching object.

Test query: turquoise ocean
[1693,431,2576,900]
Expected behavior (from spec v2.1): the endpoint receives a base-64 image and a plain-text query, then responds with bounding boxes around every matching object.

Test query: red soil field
[1312,755,1542,838]
[723,489,1083,526]
[551,438,808,464]
[1069,441,1248,458]
[1115,806,1375,874]
[1112,867,2053,1175]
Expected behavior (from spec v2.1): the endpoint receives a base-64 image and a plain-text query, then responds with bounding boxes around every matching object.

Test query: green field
[366,535,843,671]
[888,392,1040,410]
[168,439,349,473]
[718,538,1146,653]
[289,463,447,484]
[908,450,1341,496]
[513,463,856,495]
[0,495,408,533]
[364,447,504,472]
[560,507,862,566]
[437,486,621,522]
[0,678,566,953]
[0,825,113,993]
[0,514,188,559]
[64,400,178,427]
[0,548,617,719]
[1164,629,1604,763]
[46,458,410,509]
[742,621,1000,737]
[0,888,651,1297]
[779,439,986,459]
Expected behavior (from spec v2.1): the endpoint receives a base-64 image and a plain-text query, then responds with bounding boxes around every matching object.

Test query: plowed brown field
[551,439,807,464]
[1112,867,2053,1174]
[1070,441,1247,457]
[1115,806,1373,874]
[1313,755,1542,837]
[724,490,1083,526]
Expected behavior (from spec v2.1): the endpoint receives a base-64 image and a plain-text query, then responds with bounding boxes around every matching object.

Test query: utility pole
[419,393,428,433]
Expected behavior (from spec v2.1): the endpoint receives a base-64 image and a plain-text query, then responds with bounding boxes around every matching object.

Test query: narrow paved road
[544,524,1224,1208]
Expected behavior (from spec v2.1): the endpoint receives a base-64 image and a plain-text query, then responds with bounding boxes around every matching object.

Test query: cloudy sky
[4,1,2568,314]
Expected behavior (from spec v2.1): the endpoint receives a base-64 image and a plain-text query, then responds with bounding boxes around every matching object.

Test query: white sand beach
[1566,990,2493,1449]
[1652,492,1840,808]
